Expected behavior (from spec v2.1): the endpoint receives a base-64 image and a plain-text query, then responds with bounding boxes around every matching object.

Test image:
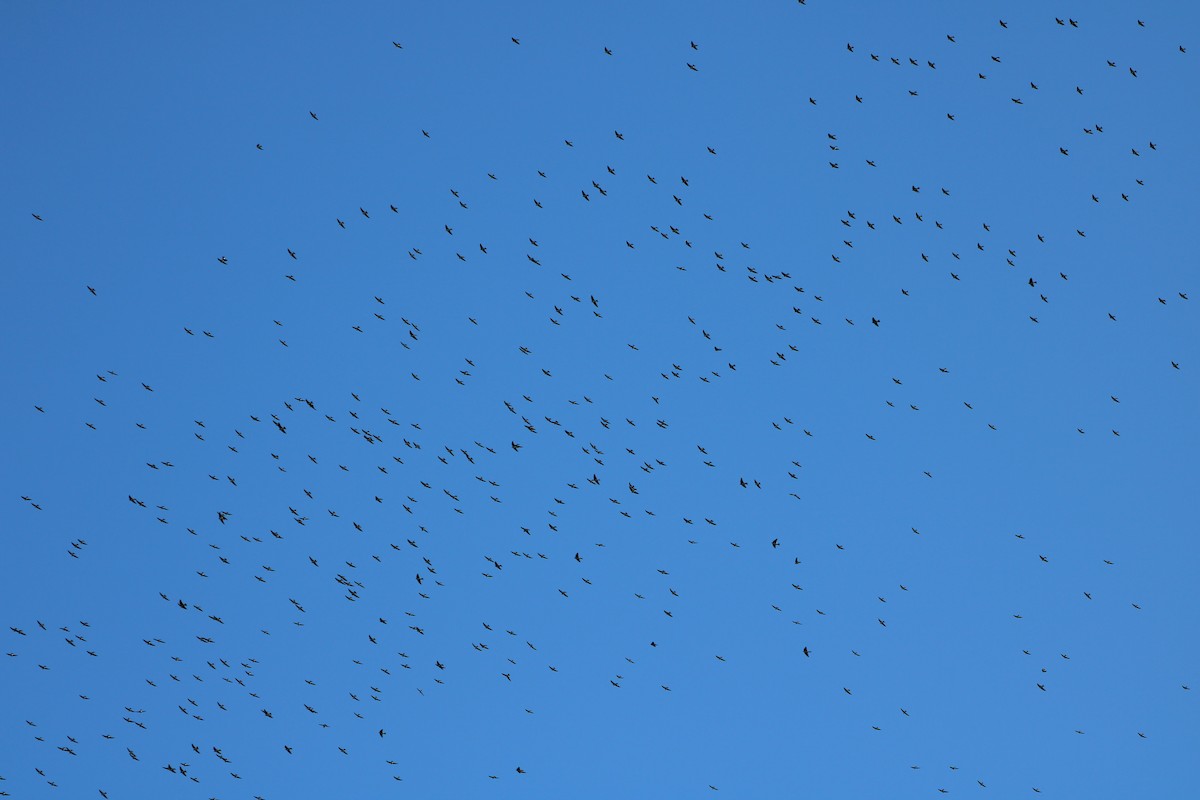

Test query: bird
[2,11,1190,800]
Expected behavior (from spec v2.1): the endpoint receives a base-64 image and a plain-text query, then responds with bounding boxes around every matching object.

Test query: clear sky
[2,1,1197,798]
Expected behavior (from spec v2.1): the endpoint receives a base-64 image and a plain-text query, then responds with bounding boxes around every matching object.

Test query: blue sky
[2,1,1197,797]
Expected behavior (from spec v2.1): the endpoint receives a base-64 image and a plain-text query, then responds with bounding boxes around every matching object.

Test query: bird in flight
[3,8,1190,800]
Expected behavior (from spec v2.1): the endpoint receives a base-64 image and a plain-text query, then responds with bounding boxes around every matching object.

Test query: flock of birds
[5,5,1196,798]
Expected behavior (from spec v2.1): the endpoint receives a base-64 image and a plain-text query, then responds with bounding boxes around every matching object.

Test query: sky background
[1,1,1197,798]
